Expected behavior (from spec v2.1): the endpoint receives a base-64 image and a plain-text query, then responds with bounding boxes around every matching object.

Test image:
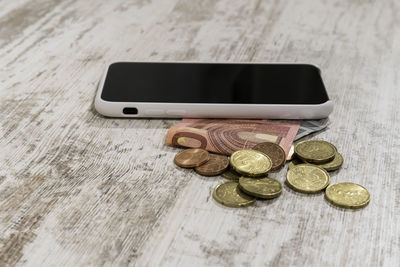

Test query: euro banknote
[165,119,300,156]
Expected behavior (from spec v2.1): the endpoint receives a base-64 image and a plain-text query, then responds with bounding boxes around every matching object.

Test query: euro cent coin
[239,177,282,199]
[174,148,210,168]
[313,152,344,172]
[221,169,241,181]
[286,164,330,193]
[213,182,256,208]
[288,158,305,170]
[195,154,229,176]
[325,182,370,209]
[252,142,286,170]
[294,140,336,163]
[230,149,272,177]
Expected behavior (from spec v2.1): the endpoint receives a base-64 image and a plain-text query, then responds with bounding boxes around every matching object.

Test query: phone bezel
[94,61,333,119]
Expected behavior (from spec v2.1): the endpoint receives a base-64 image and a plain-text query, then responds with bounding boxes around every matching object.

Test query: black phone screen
[101,62,329,104]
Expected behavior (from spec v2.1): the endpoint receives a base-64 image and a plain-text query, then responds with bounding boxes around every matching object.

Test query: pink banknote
[165,119,300,156]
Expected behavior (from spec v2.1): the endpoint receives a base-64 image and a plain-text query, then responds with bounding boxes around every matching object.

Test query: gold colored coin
[230,150,272,177]
[288,158,304,170]
[286,164,330,193]
[252,142,286,170]
[213,182,256,208]
[221,169,241,181]
[295,140,336,164]
[239,177,282,199]
[312,152,344,172]
[174,148,210,168]
[325,182,370,209]
[195,154,229,176]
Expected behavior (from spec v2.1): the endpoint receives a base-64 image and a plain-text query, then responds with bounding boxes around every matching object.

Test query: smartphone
[95,62,333,119]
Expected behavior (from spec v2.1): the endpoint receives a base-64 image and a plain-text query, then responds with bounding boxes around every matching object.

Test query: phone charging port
[123,107,138,115]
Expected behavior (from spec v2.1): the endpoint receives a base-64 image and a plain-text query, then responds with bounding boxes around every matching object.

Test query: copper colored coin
[253,142,286,170]
[195,154,229,176]
[174,148,210,168]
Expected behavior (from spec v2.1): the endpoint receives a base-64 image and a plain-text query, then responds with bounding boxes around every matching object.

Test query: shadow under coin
[210,196,256,210]
[254,196,281,207]
[324,196,369,212]
[283,181,325,197]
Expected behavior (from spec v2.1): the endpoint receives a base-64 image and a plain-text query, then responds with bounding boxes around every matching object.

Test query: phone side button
[144,109,165,116]
[166,109,186,116]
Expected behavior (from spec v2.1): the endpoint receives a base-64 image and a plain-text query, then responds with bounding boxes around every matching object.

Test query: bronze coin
[195,154,229,176]
[253,142,286,170]
[174,148,210,168]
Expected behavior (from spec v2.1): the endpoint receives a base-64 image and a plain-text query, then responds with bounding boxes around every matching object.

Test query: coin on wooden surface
[174,148,210,168]
[221,169,241,181]
[253,142,286,170]
[325,182,370,209]
[213,182,256,208]
[294,140,336,163]
[230,149,272,177]
[239,177,282,199]
[195,154,229,176]
[312,152,344,172]
[286,164,330,193]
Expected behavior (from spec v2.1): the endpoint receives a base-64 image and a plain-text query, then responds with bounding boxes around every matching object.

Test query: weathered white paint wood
[0,0,399,266]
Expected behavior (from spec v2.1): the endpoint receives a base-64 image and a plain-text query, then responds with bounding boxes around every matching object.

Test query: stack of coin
[291,140,343,172]
[223,142,287,180]
[174,142,286,208]
[213,148,283,207]
[286,140,370,209]
[173,140,370,210]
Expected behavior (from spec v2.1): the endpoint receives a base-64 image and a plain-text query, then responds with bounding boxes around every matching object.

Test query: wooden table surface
[1,0,399,266]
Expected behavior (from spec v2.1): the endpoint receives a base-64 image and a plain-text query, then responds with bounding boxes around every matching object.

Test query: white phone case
[94,62,333,119]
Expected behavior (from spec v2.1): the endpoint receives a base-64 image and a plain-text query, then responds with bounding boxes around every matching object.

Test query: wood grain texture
[0,0,399,266]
